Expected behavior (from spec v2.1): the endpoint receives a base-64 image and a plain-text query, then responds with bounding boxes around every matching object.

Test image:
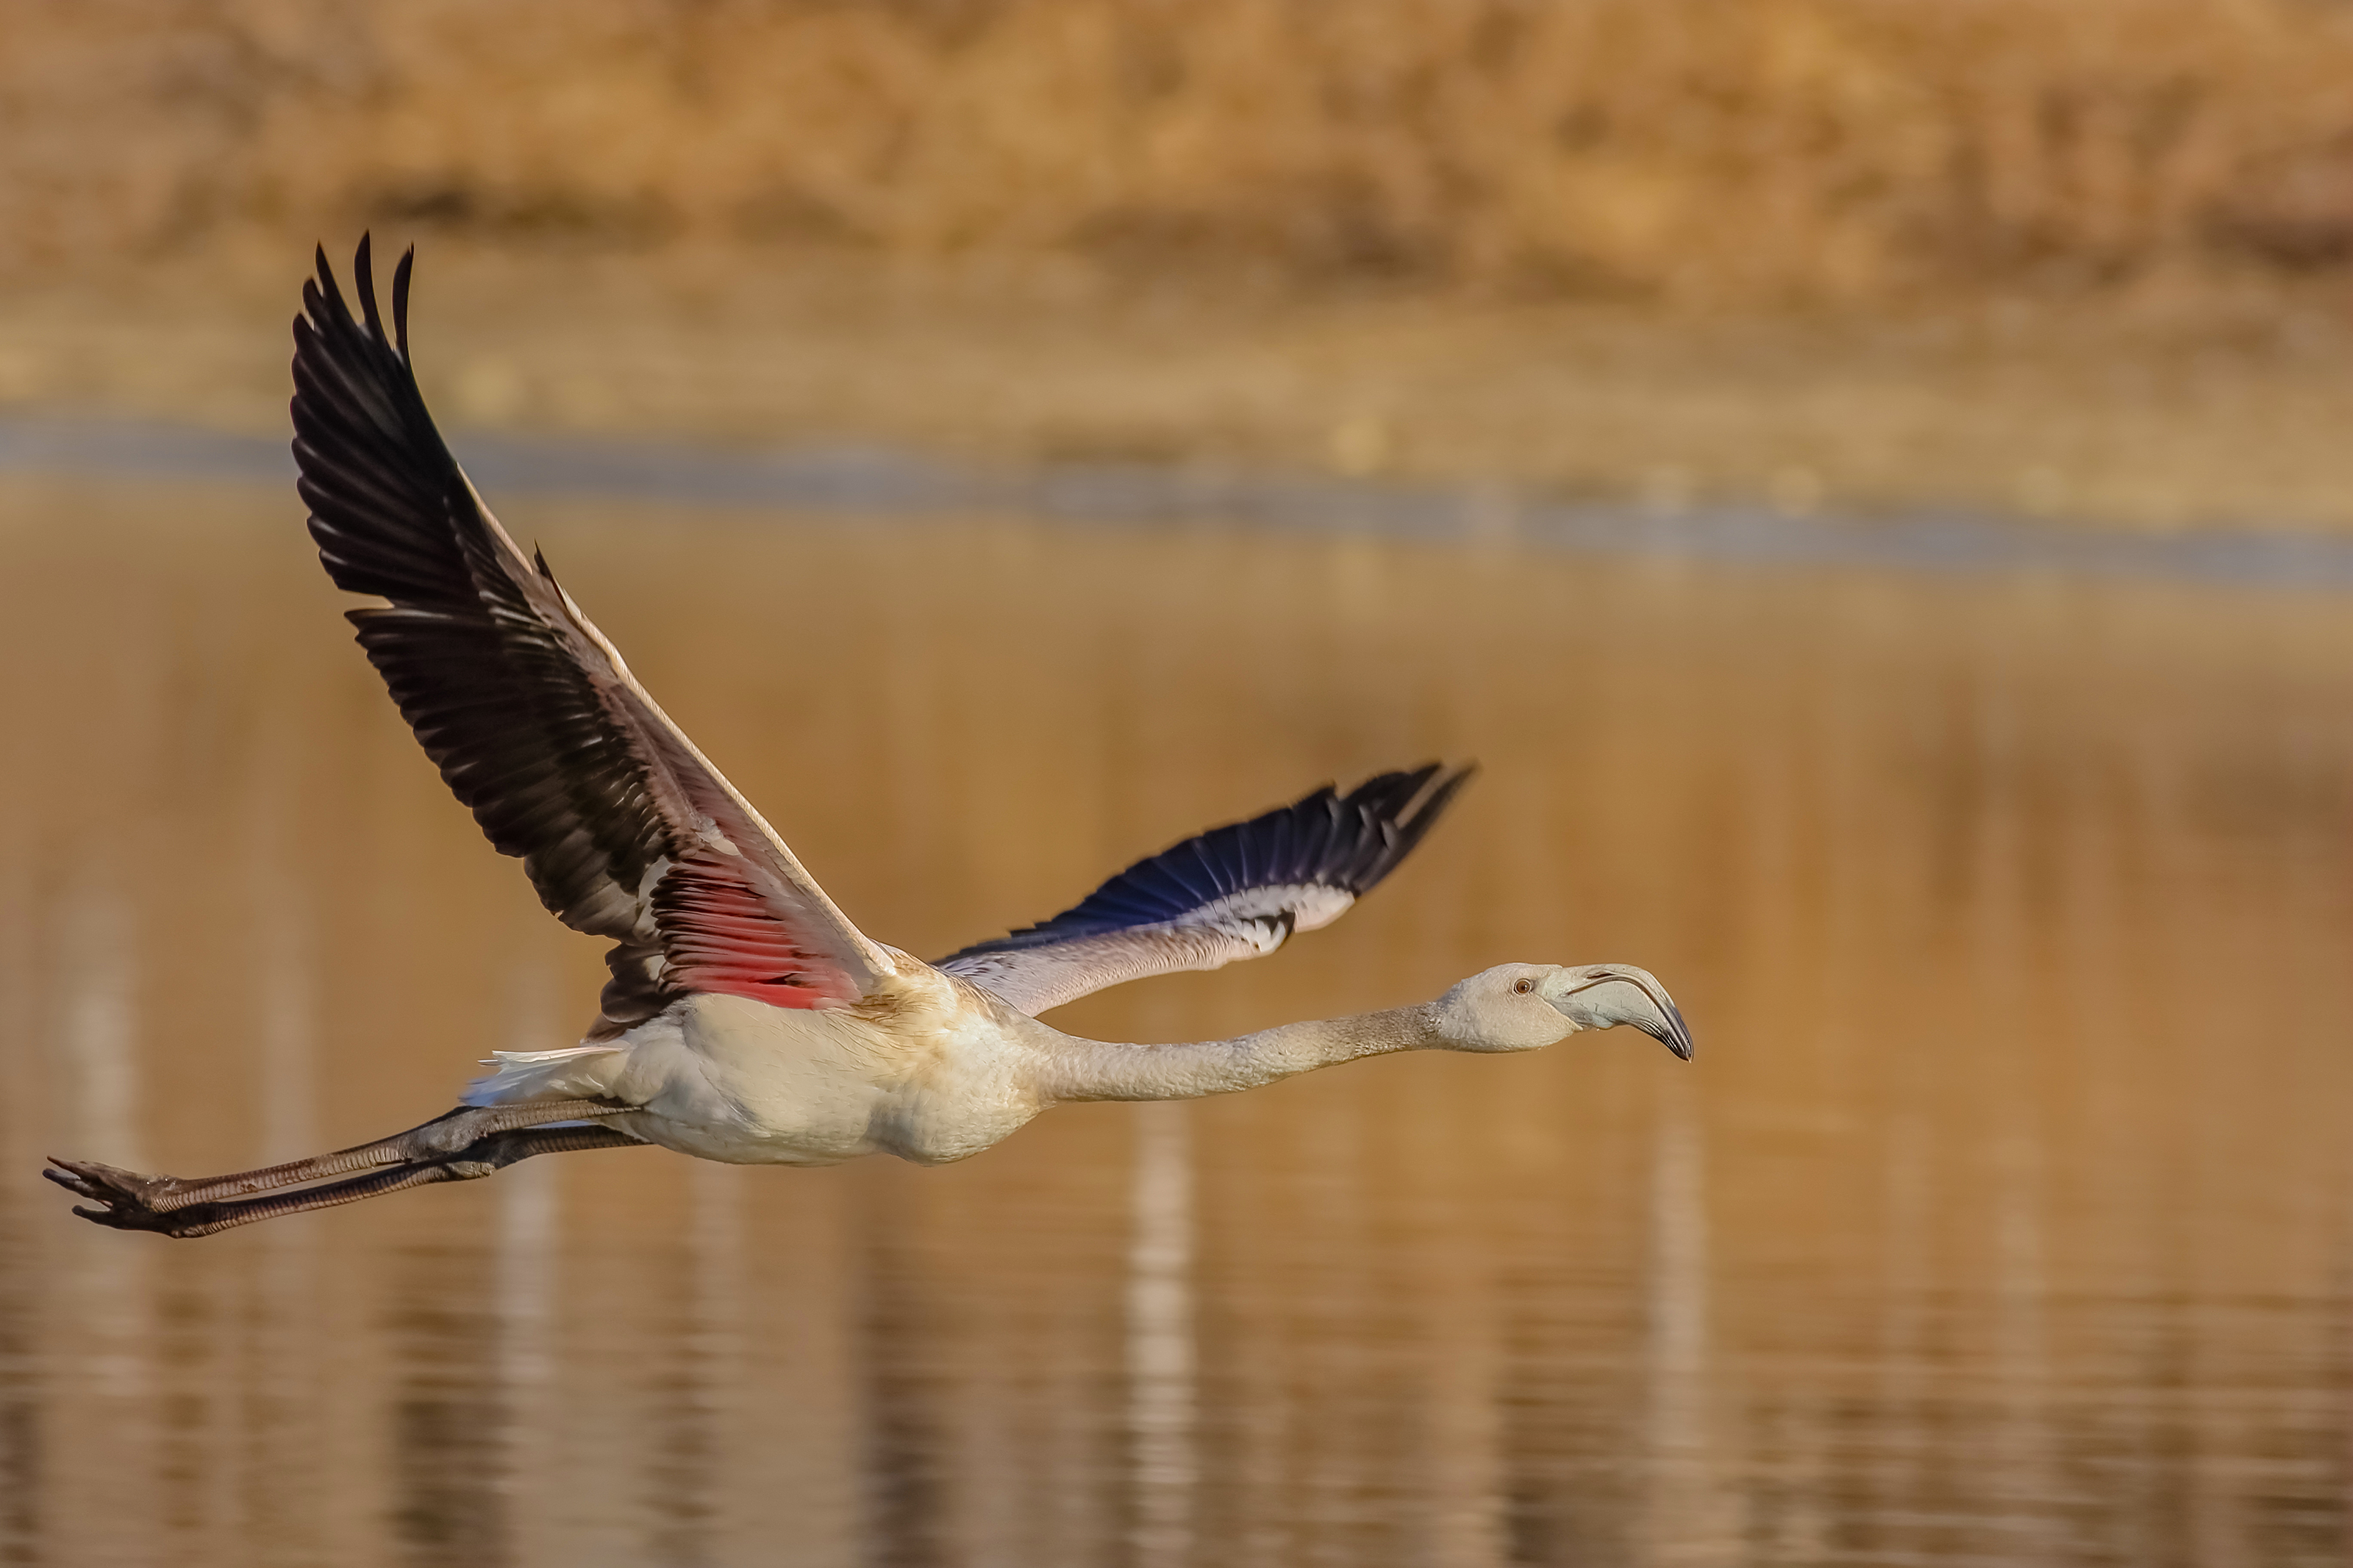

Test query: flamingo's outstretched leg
[43,1098,636,1225]
[47,1123,647,1239]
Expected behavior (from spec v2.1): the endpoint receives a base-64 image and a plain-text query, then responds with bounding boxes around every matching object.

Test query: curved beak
[1554,966,1696,1062]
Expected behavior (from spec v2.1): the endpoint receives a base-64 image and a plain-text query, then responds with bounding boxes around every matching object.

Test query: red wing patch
[655,851,864,1009]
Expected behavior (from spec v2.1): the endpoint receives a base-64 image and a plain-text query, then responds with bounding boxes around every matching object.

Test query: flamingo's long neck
[1026,1005,1446,1103]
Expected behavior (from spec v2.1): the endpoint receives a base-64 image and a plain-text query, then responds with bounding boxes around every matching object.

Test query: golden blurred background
[10,10,2353,1565]
[7,0,2353,528]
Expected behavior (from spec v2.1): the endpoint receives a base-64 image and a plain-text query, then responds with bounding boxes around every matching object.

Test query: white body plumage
[465,967,1055,1167]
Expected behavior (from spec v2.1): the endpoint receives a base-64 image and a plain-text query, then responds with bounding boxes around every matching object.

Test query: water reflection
[1644,1093,1727,1567]
[495,967,560,1567]
[1127,1101,1196,1567]
[2,474,2352,1565]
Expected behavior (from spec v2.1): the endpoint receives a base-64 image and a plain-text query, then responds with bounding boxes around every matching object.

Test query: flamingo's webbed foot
[45,1157,177,1210]
[44,1159,213,1236]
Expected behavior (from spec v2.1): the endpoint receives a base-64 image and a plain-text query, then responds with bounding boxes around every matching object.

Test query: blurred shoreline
[4,239,2352,536]
[19,406,2353,591]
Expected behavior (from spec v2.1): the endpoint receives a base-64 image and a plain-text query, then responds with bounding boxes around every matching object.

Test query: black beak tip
[1651,1003,1695,1062]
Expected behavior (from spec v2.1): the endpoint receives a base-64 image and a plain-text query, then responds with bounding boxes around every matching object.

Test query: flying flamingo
[46,239,1693,1240]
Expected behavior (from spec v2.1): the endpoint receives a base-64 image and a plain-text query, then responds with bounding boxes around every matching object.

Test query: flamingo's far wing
[293,237,898,1039]
[935,766,1474,1016]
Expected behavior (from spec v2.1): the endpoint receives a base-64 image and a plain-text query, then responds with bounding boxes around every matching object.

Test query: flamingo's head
[1429,962,1693,1059]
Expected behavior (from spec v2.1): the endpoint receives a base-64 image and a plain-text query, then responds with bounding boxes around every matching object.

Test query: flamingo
[45,239,1693,1240]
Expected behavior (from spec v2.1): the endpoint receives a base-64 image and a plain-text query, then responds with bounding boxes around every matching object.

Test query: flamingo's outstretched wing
[294,237,897,1039]
[935,765,1474,1016]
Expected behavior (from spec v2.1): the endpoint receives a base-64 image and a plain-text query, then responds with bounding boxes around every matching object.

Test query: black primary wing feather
[935,765,1474,1013]
[945,765,1472,956]
[292,237,891,1037]
[296,241,671,937]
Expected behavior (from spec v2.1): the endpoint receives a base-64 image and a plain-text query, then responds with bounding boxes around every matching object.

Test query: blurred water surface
[1,475,2350,1567]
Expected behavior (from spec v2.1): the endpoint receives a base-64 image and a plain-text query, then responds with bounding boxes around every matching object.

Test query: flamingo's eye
[1513,978,1535,995]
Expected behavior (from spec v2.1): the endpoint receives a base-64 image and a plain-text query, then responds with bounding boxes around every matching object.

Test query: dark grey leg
[43,1098,633,1217]
[50,1123,650,1239]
